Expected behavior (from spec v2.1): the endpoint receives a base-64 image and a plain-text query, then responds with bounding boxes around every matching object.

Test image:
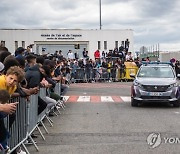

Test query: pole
[100,0,102,30]
[158,43,160,59]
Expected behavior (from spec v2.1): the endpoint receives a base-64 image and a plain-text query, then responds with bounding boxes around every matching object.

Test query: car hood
[136,77,176,86]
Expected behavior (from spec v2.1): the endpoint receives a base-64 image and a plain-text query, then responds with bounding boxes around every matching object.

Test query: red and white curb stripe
[63,96,131,103]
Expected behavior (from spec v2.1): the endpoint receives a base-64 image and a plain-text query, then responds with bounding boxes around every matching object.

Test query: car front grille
[141,96,171,99]
[142,85,169,92]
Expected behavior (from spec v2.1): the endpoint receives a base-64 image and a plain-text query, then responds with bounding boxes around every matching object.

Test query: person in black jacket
[175,60,180,76]
[25,54,47,115]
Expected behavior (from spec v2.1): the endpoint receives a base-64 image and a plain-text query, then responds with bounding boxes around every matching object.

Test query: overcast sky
[0,0,180,51]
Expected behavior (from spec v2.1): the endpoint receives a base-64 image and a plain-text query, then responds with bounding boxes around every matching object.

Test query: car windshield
[137,66,175,78]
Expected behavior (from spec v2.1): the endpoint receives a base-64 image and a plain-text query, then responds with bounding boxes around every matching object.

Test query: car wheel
[131,98,138,107]
[173,101,180,107]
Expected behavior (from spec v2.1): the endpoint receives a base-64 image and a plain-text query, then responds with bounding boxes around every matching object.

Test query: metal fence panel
[4,97,28,152]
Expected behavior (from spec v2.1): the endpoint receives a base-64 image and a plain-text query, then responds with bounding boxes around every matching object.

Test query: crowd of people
[0,46,69,154]
[0,44,180,153]
[0,44,138,153]
[50,47,140,83]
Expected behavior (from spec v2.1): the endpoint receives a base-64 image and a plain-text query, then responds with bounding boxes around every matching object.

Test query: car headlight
[169,82,178,88]
[134,81,143,88]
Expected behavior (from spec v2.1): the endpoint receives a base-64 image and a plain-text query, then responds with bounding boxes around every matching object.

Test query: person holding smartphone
[0,66,25,154]
[0,89,18,153]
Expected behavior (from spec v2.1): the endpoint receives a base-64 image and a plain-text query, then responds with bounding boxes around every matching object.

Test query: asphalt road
[28,82,180,154]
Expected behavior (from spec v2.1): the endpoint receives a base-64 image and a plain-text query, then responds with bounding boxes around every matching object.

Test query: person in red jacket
[94,50,100,60]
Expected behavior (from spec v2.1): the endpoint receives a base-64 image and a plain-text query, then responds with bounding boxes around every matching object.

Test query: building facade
[0,29,133,59]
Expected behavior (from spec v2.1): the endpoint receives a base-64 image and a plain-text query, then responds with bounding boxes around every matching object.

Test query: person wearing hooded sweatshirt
[25,54,47,115]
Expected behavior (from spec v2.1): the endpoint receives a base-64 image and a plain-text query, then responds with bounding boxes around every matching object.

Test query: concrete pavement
[28,82,180,154]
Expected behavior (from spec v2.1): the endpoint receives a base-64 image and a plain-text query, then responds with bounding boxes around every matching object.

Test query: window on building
[1,41,5,47]
[104,41,107,50]
[115,41,118,48]
[98,41,101,50]
[15,41,18,50]
[22,41,25,48]
[121,41,124,47]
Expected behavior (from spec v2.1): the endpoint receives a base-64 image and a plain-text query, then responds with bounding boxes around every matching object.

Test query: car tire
[131,98,138,107]
[173,101,180,107]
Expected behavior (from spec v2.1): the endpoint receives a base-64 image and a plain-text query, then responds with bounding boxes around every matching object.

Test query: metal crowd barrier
[5,97,29,153]
[71,67,139,82]
[54,82,61,95]
[2,84,63,154]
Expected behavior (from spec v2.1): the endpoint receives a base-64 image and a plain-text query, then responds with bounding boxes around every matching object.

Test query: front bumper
[132,86,179,103]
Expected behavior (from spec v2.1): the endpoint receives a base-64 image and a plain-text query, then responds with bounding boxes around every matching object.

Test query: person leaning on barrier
[16,56,40,97]
[40,64,64,112]
[2,55,39,98]
[59,67,69,95]
[45,64,67,101]
[0,90,17,115]
[0,66,24,96]
[0,103,17,115]
[0,90,26,154]
[0,63,17,115]
[0,90,18,152]
[25,55,47,115]
[0,97,17,153]
[0,66,25,131]
[39,77,57,116]
[50,67,68,96]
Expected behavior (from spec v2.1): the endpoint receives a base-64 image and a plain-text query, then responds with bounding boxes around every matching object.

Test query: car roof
[141,62,173,67]
[142,64,171,67]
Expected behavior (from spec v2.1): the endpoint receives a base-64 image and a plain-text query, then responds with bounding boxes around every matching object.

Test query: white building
[159,51,180,62]
[0,29,133,59]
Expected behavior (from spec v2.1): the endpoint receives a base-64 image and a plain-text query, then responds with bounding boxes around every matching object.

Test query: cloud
[135,0,177,18]
[0,0,180,51]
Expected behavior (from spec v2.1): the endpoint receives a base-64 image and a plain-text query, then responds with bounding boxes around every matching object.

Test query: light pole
[99,0,102,30]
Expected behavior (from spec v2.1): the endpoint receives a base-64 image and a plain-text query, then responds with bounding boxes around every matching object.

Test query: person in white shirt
[67,50,74,60]
[126,52,133,61]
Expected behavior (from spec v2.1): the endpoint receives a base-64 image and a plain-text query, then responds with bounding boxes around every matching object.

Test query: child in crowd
[0,66,24,96]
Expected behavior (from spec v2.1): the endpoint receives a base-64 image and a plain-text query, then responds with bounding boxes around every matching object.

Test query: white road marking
[77,96,90,102]
[65,96,131,103]
[63,96,70,101]
[101,96,114,102]
[121,96,131,102]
